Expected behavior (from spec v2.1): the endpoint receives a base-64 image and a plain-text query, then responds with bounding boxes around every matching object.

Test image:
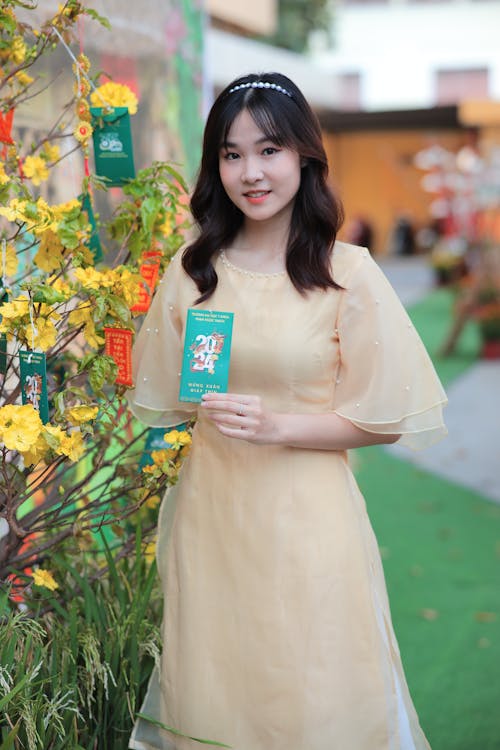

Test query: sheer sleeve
[332,246,447,450]
[126,250,198,428]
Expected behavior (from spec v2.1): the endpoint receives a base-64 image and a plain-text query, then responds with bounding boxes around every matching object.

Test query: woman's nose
[241,157,263,183]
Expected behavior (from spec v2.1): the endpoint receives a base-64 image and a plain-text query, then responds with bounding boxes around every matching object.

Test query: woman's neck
[226,222,289,273]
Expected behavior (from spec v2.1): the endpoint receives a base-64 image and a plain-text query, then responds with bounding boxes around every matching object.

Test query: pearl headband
[228,81,293,98]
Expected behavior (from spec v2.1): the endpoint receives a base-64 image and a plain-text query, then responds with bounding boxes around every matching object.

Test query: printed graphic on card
[179,309,234,403]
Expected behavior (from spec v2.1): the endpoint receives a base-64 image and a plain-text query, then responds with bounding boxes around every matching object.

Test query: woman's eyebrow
[222,135,275,149]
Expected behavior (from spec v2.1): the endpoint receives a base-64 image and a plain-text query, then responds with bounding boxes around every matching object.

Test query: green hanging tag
[19,350,49,424]
[0,286,7,375]
[0,333,6,375]
[90,106,135,186]
[80,192,103,262]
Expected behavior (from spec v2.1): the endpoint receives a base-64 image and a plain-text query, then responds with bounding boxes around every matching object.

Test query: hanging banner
[130,250,162,313]
[90,106,135,186]
[0,286,8,375]
[19,350,49,423]
[80,192,103,262]
[104,327,133,386]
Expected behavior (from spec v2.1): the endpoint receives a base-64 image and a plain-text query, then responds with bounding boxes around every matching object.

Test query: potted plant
[474,286,500,358]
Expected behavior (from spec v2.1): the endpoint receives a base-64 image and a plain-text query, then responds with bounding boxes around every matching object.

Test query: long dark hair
[182,72,344,302]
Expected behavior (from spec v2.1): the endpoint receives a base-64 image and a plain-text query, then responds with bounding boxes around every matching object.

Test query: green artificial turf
[354,287,500,750]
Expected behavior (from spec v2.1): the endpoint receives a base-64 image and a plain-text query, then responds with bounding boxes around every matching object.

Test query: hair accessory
[228,81,293,98]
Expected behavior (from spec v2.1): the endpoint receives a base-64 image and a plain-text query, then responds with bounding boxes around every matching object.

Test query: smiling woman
[128,72,447,750]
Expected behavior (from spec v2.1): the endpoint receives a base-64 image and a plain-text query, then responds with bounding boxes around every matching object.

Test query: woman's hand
[200,392,281,444]
[201,392,400,450]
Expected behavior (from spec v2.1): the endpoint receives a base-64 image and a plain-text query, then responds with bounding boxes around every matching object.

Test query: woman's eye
[223,151,239,161]
[262,147,278,156]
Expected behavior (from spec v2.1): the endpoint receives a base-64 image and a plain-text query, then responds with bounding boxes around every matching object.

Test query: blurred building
[206,0,338,109]
[310,0,500,253]
[316,0,500,112]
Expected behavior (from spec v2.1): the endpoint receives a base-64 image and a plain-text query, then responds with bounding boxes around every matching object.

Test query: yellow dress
[128,242,447,750]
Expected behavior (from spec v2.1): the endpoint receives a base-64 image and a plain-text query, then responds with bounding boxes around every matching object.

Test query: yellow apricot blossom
[23,155,49,186]
[68,303,104,348]
[0,404,44,452]
[24,317,58,351]
[11,36,27,65]
[33,230,65,272]
[3,243,18,275]
[58,430,85,462]
[20,432,50,467]
[15,70,33,87]
[31,568,59,591]
[0,162,9,186]
[164,429,192,449]
[74,266,113,290]
[144,541,156,565]
[41,142,60,163]
[0,296,29,323]
[90,81,138,115]
[66,405,99,425]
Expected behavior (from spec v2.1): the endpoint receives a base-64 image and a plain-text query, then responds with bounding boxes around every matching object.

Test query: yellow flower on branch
[31,568,59,591]
[33,230,65,272]
[58,430,85,462]
[23,155,49,186]
[41,142,60,163]
[15,71,33,87]
[144,541,156,566]
[90,81,138,115]
[0,404,44,452]
[24,317,58,351]
[0,162,9,186]
[164,430,192,449]
[3,243,18,275]
[66,405,99,425]
[0,296,29,322]
[11,37,27,64]
[21,433,50,467]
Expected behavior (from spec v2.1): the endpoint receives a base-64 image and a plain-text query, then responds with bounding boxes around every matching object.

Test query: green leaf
[83,7,111,29]
[136,714,232,747]
[0,723,20,750]
[106,294,131,324]
[32,285,66,304]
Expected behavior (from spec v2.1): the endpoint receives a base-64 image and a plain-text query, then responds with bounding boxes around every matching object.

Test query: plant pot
[480,339,500,359]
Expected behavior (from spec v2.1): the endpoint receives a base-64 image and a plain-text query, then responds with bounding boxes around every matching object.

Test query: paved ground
[379,255,500,504]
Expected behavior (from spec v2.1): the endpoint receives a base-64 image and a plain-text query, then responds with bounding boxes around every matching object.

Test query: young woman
[128,72,447,750]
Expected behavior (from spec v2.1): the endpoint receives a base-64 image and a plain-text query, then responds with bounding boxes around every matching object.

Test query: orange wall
[323,128,470,255]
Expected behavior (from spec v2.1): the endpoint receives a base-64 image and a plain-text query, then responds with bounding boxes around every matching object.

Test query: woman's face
[218,108,301,229]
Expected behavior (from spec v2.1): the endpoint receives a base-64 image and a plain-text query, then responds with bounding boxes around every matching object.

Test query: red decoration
[0,108,14,145]
[130,250,162,313]
[104,327,133,386]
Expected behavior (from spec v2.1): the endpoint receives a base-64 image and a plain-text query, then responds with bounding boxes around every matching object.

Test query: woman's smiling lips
[243,190,271,204]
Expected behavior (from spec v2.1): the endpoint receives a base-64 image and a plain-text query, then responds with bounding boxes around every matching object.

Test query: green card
[179,309,234,403]
[90,106,135,186]
[80,192,103,262]
[19,350,49,423]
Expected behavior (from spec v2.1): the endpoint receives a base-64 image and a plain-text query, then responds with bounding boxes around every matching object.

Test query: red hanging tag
[0,108,14,145]
[104,327,133,386]
[130,250,161,313]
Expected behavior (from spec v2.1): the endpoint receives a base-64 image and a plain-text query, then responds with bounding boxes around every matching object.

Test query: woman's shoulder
[330,240,370,288]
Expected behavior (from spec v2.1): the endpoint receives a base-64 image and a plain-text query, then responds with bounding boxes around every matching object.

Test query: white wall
[207,28,339,110]
[316,0,500,110]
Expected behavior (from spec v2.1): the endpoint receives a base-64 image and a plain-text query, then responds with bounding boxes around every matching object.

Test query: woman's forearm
[273,411,400,451]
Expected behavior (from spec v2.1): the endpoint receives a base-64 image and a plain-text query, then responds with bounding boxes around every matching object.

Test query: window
[436,68,489,104]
